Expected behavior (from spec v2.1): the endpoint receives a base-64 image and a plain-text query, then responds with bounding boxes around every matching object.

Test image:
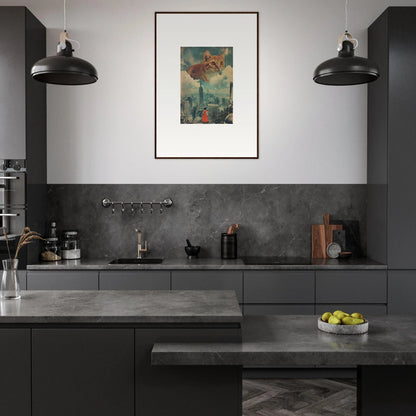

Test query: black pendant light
[31,0,98,85]
[313,0,379,86]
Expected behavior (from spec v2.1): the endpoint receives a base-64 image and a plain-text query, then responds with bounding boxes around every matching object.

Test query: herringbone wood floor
[243,379,356,416]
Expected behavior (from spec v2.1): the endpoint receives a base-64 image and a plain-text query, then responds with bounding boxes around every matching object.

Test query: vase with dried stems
[2,227,42,300]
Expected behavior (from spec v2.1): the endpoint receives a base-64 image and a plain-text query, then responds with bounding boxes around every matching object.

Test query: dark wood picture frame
[154,11,259,159]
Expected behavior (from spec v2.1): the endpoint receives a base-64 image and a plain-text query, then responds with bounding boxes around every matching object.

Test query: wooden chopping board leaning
[311,214,343,258]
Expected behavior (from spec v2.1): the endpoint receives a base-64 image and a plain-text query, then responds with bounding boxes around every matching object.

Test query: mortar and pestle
[185,239,200,259]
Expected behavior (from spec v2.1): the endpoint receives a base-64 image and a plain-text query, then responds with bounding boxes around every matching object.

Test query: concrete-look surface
[152,315,416,366]
[27,257,386,270]
[47,184,367,259]
[0,290,242,324]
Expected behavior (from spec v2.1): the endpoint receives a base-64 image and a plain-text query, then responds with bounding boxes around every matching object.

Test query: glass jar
[1,259,20,299]
[61,231,81,260]
[40,238,61,262]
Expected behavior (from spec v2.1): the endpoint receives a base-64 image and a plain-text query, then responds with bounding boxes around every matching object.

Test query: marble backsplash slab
[47,185,367,260]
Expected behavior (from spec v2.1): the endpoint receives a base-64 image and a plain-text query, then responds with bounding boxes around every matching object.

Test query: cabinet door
[18,270,26,290]
[316,271,387,303]
[100,271,170,290]
[244,304,314,315]
[0,7,25,158]
[27,271,99,290]
[244,271,315,304]
[32,329,134,416]
[316,304,387,315]
[388,270,416,314]
[171,271,243,302]
[0,329,30,416]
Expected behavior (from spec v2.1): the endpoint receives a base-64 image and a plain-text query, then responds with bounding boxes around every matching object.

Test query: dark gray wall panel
[388,270,416,314]
[244,304,314,315]
[32,329,134,416]
[244,271,315,304]
[316,271,387,303]
[100,271,170,290]
[0,329,30,416]
[316,304,387,315]
[27,271,99,290]
[172,271,243,302]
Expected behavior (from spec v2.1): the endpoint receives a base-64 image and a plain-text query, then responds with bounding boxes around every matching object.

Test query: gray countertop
[152,315,416,366]
[27,257,386,271]
[0,290,242,324]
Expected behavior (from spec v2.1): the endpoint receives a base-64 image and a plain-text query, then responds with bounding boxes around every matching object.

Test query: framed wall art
[155,12,259,159]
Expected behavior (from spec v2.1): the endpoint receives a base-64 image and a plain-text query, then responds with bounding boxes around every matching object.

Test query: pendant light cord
[345,0,348,32]
[63,0,67,32]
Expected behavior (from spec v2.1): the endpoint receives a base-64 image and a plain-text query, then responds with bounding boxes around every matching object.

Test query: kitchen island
[0,290,242,416]
[153,315,416,416]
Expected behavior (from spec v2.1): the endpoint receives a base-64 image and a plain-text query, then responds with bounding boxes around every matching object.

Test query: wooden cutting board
[311,214,343,258]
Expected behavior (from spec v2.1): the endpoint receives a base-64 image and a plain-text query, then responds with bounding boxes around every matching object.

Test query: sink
[109,258,164,265]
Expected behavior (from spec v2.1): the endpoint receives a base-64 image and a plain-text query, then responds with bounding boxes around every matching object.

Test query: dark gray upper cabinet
[0,7,46,160]
[368,8,416,268]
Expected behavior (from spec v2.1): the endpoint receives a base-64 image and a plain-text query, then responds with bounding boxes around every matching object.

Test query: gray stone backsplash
[47,185,367,260]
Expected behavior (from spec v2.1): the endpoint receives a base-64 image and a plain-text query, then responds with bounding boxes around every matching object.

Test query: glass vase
[1,259,20,300]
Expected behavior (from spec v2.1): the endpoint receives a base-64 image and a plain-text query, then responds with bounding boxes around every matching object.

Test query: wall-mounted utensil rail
[102,197,173,214]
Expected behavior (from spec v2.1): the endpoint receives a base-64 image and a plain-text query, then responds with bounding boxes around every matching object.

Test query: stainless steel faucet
[135,229,148,259]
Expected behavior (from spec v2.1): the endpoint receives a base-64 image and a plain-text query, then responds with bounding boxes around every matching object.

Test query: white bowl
[317,318,369,335]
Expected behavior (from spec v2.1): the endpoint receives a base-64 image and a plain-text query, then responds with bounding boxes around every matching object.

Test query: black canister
[221,233,237,259]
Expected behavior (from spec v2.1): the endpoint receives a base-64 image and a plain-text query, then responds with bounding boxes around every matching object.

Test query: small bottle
[49,222,57,239]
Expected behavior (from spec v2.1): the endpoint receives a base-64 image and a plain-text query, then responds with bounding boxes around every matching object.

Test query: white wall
[2,0,416,184]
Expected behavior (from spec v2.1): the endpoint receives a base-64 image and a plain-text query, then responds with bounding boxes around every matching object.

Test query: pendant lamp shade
[31,41,98,85]
[313,40,379,86]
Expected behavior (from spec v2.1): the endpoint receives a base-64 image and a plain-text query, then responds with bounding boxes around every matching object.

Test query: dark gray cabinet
[244,304,314,315]
[172,271,243,303]
[27,271,99,290]
[18,270,26,290]
[244,271,315,304]
[32,329,134,416]
[368,8,416,269]
[0,7,47,267]
[135,328,241,416]
[315,304,387,315]
[100,271,170,290]
[388,271,416,314]
[316,271,387,304]
[0,329,30,416]
[0,6,45,158]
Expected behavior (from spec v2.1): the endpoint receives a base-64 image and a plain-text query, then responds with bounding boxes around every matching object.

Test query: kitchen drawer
[18,270,26,290]
[244,271,315,304]
[388,270,416,314]
[316,271,387,303]
[171,271,243,303]
[99,271,170,290]
[316,304,387,315]
[244,304,314,316]
[27,271,99,290]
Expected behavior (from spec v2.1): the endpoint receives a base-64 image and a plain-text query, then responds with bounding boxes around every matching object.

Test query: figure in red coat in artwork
[201,108,209,123]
